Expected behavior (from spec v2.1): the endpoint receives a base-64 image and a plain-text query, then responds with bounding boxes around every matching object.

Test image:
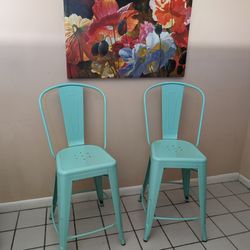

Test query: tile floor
[0,181,250,250]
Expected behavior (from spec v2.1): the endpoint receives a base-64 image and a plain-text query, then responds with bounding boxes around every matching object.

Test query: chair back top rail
[39,83,107,158]
[144,82,205,147]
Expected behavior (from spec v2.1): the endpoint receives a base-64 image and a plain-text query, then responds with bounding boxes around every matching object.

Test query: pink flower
[139,21,154,43]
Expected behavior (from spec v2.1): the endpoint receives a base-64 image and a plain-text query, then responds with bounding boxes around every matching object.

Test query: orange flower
[149,0,191,47]
[150,0,190,31]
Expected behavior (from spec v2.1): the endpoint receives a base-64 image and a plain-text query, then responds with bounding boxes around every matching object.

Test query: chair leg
[143,163,163,242]
[182,169,191,202]
[50,175,58,220]
[139,157,151,202]
[198,166,207,242]
[94,176,104,206]
[58,175,72,250]
[108,167,126,246]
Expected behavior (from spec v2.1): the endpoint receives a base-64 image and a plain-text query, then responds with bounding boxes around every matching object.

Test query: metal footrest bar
[154,216,199,221]
[140,188,200,223]
[72,189,109,199]
[68,223,115,240]
[163,181,183,185]
[50,204,115,240]
[72,188,97,195]
[51,208,59,234]
[140,192,147,212]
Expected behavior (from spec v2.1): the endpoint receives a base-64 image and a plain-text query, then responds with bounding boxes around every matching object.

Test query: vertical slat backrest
[162,85,184,140]
[39,83,107,158]
[59,86,84,147]
[144,82,205,146]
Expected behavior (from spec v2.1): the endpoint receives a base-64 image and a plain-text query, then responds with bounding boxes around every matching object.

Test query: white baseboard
[239,174,250,188]
[0,172,244,213]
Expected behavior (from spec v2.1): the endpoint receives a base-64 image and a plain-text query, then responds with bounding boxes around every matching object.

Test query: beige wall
[0,0,250,202]
[240,120,250,179]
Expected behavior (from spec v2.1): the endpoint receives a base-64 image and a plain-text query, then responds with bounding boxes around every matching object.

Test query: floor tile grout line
[0,206,49,215]
[1,194,249,243]
[198,231,250,245]
[1,188,249,216]
[40,221,249,245]
[234,193,250,208]
[191,186,249,249]
[172,240,207,249]
[233,208,250,218]
[1,203,237,235]
[192,189,248,250]
[2,181,250,249]
[154,190,178,249]
[209,193,249,249]
[10,210,20,250]
[200,227,244,250]
[162,190,195,204]
[156,218,175,249]
[0,204,181,233]
[162,191,204,249]
[192,183,250,218]
[212,193,250,231]
[71,203,79,250]
[192,194,250,235]
[1,222,50,233]
[96,200,111,250]
[226,239,240,250]
[217,193,250,206]
[120,198,143,250]
[216,192,250,211]
[221,181,250,195]
[210,208,250,218]
[1,180,249,215]
[5,194,249,246]
[74,211,127,222]
[43,207,48,250]
[24,246,45,250]
[103,228,135,237]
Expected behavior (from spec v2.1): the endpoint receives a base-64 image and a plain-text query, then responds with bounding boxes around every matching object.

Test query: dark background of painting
[64,0,143,18]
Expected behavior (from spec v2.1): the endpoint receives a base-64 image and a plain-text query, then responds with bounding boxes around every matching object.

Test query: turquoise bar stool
[140,82,207,242]
[39,83,125,250]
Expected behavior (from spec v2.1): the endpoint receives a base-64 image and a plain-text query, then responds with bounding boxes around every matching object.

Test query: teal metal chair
[140,82,207,242]
[39,83,125,250]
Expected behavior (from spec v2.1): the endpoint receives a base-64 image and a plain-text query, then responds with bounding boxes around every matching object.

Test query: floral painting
[64,0,193,78]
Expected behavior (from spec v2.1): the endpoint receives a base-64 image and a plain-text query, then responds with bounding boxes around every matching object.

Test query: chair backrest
[144,82,205,147]
[39,83,107,158]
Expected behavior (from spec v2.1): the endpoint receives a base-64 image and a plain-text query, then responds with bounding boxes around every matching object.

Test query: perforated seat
[151,139,206,166]
[57,145,116,175]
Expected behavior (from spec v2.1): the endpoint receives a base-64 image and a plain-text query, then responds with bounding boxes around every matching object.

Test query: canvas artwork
[64,0,193,78]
